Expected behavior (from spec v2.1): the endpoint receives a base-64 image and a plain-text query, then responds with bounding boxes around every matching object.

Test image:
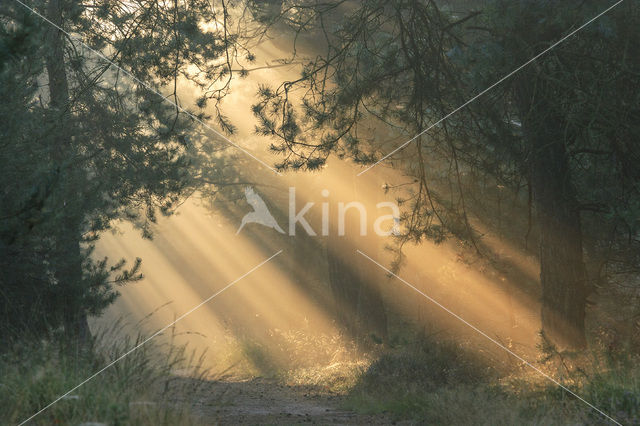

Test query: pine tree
[252,0,640,349]
[0,0,253,343]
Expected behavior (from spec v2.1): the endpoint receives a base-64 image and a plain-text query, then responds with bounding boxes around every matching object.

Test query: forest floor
[171,377,397,425]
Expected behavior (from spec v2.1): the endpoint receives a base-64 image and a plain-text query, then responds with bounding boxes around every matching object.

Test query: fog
[93,20,541,378]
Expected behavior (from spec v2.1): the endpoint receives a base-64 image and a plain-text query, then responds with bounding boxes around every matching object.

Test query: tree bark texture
[517,74,587,350]
[46,0,91,345]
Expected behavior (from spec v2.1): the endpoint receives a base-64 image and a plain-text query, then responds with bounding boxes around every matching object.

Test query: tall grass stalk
[0,317,208,425]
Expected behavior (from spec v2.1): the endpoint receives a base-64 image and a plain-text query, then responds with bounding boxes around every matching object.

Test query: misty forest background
[1,0,640,424]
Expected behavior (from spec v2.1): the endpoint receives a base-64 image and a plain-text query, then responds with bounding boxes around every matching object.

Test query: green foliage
[254,0,640,238]
[345,335,640,424]
[358,338,490,392]
[581,353,640,424]
[0,320,207,425]
[0,0,253,339]
[252,0,640,348]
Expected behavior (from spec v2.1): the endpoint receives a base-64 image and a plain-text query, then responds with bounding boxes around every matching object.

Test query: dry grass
[342,335,640,425]
[0,319,207,425]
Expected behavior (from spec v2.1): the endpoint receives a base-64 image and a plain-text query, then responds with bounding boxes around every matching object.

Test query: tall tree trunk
[326,246,388,343]
[325,175,387,343]
[517,78,587,350]
[46,0,90,346]
[355,249,388,344]
[326,248,360,335]
[530,134,587,350]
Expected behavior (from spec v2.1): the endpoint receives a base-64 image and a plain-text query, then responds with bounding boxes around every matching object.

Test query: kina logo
[236,187,285,235]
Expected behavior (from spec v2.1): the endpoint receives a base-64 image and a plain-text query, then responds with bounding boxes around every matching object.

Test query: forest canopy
[2,1,640,424]
[252,0,640,350]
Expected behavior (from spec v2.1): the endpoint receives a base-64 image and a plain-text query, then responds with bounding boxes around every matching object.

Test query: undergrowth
[0,320,207,425]
[343,336,640,425]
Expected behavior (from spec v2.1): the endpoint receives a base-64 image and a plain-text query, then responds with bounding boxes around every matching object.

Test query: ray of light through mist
[92,22,543,379]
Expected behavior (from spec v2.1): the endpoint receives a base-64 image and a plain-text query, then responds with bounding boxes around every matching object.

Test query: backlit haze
[93,20,541,379]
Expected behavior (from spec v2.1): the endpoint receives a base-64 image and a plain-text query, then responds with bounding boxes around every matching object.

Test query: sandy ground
[172,377,399,425]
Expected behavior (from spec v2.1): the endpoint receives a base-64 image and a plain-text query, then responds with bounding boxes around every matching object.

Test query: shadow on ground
[169,377,397,425]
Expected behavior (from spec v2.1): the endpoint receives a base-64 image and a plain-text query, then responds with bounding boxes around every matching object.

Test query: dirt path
[178,378,397,425]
